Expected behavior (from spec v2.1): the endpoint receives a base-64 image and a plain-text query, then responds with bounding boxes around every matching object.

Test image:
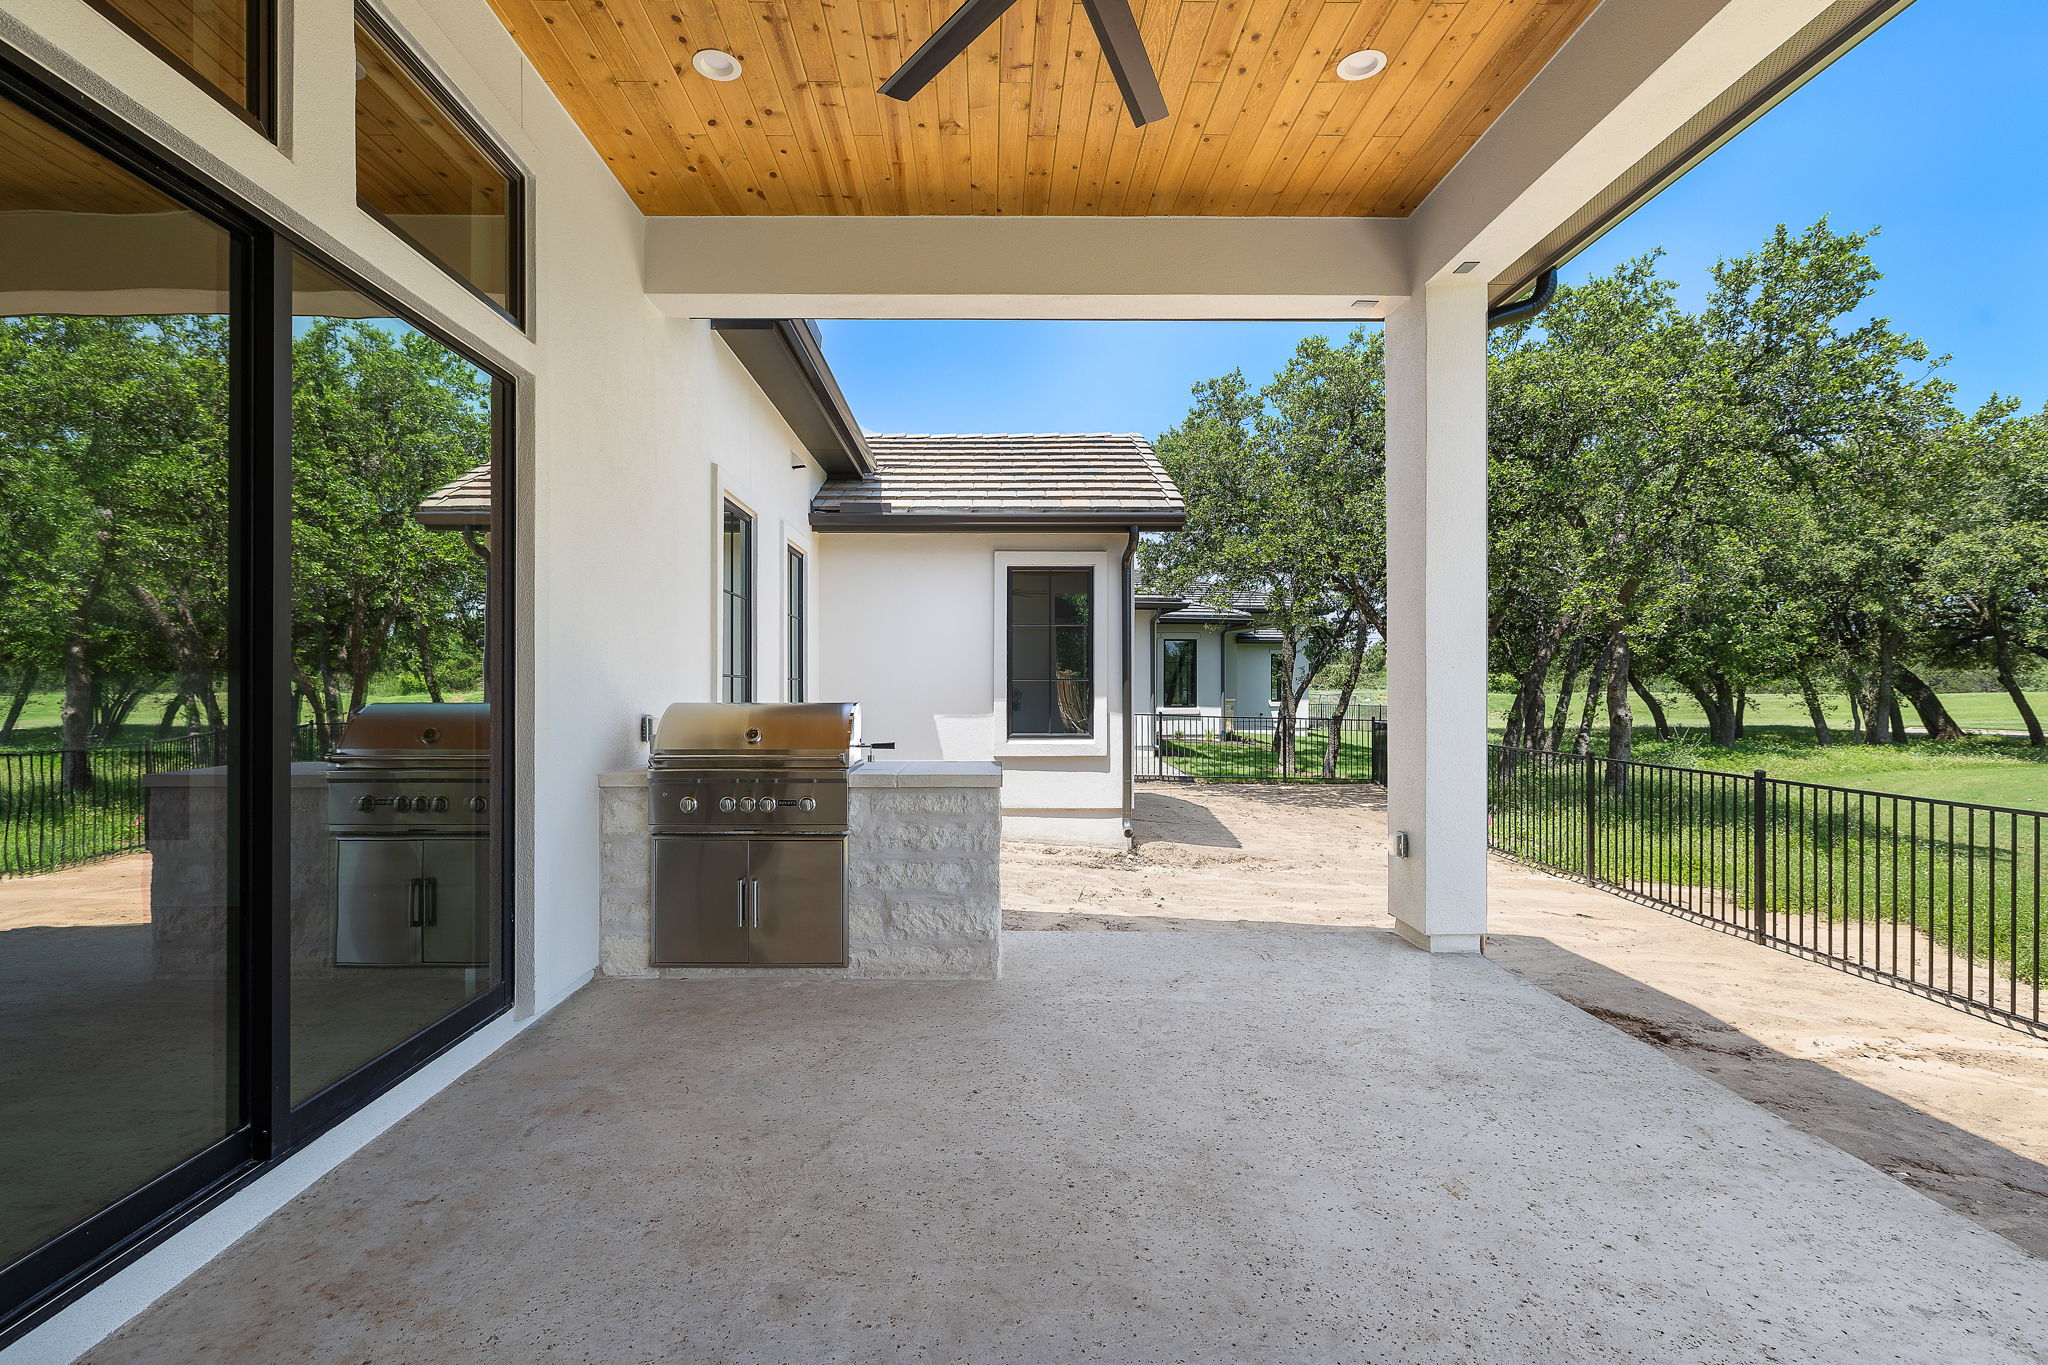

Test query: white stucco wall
[814,532,1132,845]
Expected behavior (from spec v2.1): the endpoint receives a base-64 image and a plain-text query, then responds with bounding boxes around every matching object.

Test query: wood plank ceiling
[488,0,1602,216]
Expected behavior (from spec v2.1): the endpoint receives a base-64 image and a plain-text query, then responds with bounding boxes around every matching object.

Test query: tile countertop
[598,760,1002,788]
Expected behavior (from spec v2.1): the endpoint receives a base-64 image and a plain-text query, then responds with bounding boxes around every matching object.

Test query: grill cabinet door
[746,837,846,966]
[336,839,425,966]
[419,838,491,967]
[651,837,752,966]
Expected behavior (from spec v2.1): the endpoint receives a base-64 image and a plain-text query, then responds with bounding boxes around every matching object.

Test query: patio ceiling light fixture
[878,0,1168,126]
[691,49,744,82]
[1334,49,1388,81]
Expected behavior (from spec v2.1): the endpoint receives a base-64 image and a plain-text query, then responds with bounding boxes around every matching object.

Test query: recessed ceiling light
[1335,49,1387,81]
[1453,260,1480,274]
[692,49,743,81]
[1351,299,1379,309]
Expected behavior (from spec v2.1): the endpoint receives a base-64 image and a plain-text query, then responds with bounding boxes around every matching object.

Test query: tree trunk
[1994,639,2045,746]
[1,667,35,740]
[1628,676,1671,740]
[1271,632,1299,778]
[60,627,95,793]
[1322,622,1369,779]
[416,625,444,704]
[156,692,189,737]
[1894,666,1965,742]
[1734,688,1748,739]
[1571,643,1610,757]
[1843,669,1865,736]
[1603,633,1633,788]
[1797,672,1832,746]
[1547,636,1588,753]
[1869,634,1896,746]
[1889,695,1907,746]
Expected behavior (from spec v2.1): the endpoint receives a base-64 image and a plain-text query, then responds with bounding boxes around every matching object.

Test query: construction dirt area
[1004,783,2048,1259]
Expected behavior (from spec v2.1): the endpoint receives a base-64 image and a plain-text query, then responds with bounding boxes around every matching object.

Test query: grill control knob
[467,796,488,814]
[428,797,448,813]
[798,797,817,812]
[393,795,414,813]
[718,797,737,812]
[739,797,759,813]
[679,796,698,813]
[354,795,376,813]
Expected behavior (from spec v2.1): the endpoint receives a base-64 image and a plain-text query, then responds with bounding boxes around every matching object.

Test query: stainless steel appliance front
[650,836,846,966]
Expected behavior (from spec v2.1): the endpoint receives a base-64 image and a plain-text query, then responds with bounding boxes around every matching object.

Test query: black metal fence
[0,726,326,879]
[1489,744,2045,1034]
[1135,710,1385,783]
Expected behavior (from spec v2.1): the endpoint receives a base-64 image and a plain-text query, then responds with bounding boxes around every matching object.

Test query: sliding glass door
[0,59,513,1343]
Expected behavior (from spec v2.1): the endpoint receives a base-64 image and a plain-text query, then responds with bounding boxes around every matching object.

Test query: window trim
[786,544,807,702]
[352,4,528,328]
[0,44,518,1346]
[991,550,1112,757]
[82,0,275,135]
[721,501,755,703]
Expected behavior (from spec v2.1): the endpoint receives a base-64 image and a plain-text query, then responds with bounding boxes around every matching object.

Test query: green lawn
[1157,732,1376,782]
[0,685,482,753]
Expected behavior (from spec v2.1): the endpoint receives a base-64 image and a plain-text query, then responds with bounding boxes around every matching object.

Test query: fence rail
[0,726,326,879]
[1135,711,1385,783]
[1488,744,2045,1034]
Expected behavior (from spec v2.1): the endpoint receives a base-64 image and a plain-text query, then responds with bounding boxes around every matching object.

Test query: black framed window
[1162,639,1197,708]
[1270,653,1288,705]
[722,505,753,703]
[0,55,515,1344]
[84,0,272,132]
[354,8,523,324]
[787,547,806,702]
[1007,569,1093,738]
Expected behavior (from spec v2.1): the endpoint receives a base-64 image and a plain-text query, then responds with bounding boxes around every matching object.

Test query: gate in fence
[1134,711,1385,783]
[1488,744,2046,1035]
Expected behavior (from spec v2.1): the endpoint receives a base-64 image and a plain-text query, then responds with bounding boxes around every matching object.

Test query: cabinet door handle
[422,877,438,927]
[750,879,761,929]
[736,878,747,928]
[407,878,424,927]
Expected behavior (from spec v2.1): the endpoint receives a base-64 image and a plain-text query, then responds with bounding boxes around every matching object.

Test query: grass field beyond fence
[1490,744,2044,1031]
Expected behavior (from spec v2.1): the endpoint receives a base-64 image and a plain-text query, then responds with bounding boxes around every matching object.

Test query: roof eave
[712,319,875,478]
[811,509,1186,532]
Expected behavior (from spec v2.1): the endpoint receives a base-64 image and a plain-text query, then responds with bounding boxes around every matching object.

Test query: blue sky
[818,0,2047,437]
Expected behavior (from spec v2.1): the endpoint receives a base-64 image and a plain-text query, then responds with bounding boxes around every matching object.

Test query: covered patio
[79,928,2048,1362]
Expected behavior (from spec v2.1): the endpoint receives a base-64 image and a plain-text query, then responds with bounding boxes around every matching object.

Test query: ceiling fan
[877,0,1169,127]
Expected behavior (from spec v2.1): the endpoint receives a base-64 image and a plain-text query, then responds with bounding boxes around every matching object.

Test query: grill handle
[736,878,747,928]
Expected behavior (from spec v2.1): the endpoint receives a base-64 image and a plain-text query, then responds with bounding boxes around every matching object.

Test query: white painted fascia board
[645,216,1409,321]
[1404,0,1841,289]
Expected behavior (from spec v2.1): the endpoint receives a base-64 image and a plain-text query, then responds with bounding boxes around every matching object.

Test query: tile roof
[812,434,1186,529]
[415,464,493,528]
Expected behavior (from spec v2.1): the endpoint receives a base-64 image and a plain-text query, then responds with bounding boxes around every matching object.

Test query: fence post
[1751,768,1768,944]
[1583,752,1597,885]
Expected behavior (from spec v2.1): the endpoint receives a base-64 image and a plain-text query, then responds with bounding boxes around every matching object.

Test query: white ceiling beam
[644,216,1409,321]
[1406,0,1845,291]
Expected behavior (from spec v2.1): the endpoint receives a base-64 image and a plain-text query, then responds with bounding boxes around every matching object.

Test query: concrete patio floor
[85,930,2048,1363]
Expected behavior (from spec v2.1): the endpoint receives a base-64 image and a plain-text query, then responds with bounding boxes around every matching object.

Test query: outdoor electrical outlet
[638,714,655,744]
[1393,831,1411,858]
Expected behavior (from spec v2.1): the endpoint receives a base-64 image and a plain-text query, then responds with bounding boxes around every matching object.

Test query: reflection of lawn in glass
[1160,732,1376,781]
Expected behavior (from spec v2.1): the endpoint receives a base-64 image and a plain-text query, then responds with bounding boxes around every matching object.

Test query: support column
[1383,280,1490,952]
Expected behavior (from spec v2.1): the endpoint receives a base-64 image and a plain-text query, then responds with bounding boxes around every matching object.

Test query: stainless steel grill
[326,703,492,968]
[647,702,853,967]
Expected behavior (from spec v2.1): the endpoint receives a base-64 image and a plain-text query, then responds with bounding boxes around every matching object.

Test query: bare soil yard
[1005,783,2048,1257]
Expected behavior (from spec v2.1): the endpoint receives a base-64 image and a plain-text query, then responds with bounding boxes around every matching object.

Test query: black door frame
[0,39,520,1346]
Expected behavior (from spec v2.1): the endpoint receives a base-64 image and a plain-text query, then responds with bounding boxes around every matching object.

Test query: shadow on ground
[1489,932,2048,1258]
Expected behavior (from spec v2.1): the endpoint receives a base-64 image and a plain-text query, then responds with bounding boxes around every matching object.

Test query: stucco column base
[1392,918,1484,954]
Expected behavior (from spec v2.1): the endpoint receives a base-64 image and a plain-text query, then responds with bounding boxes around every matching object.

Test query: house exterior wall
[814,532,1132,847]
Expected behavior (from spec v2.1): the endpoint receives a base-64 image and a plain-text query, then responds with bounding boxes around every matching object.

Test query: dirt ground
[1005,783,2048,1258]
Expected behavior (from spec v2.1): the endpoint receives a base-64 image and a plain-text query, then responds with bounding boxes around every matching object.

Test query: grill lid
[651,702,856,759]
[329,703,491,761]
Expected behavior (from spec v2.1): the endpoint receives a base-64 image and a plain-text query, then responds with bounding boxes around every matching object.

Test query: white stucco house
[1133,591,1304,726]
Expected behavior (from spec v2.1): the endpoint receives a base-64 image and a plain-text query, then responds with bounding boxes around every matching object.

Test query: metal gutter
[710,319,874,478]
[1485,268,1557,330]
[811,509,1188,532]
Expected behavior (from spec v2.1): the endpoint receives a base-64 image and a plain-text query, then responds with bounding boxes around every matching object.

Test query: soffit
[486,0,1602,216]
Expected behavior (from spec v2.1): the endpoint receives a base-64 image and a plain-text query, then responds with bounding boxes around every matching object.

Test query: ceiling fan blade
[1079,0,1169,126]
[878,0,1023,102]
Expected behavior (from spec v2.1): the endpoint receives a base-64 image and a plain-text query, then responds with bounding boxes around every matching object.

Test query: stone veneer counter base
[599,761,1002,980]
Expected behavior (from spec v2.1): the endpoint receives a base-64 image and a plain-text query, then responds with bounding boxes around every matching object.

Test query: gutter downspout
[1485,267,1558,330]
[1121,528,1138,847]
